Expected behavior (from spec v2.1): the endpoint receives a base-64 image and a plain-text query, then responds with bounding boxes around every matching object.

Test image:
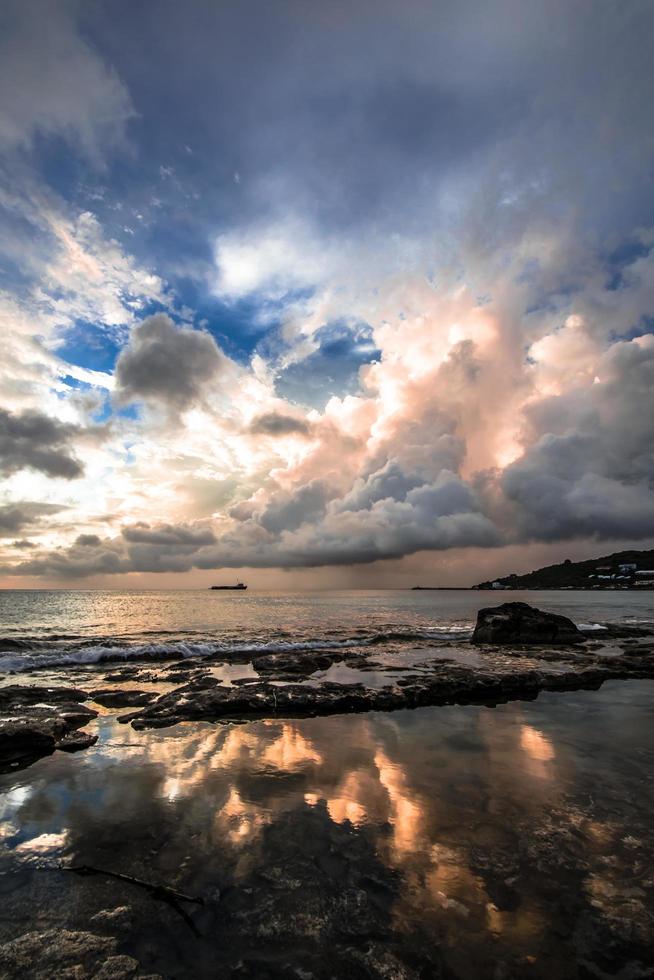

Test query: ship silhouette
[209,582,247,590]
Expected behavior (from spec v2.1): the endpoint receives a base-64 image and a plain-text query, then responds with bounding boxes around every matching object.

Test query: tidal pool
[1,680,653,978]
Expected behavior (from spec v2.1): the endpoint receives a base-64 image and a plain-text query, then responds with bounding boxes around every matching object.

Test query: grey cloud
[122,523,216,547]
[258,480,332,535]
[75,534,102,547]
[11,535,128,578]
[7,521,216,578]
[5,470,499,576]
[114,314,226,410]
[0,501,65,536]
[499,336,654,541]
[0,409,83,478]
[337,447,464,514]
[0,0,132,157]
[248,412,312,436]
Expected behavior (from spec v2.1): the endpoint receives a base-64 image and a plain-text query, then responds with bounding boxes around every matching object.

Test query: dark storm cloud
[0,408,83,478]
[114,314,226,410]
[248,412,312,437]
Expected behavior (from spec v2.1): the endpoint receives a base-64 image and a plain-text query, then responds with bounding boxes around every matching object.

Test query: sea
[1,587,653,674]
[1,589,653,977]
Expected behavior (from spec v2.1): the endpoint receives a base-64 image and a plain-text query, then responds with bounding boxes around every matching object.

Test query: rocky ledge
[0,685,97,774]
[120,642,654,730]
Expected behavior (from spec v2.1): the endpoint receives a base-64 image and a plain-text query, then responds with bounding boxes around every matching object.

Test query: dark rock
[253,651,342,676]
[55,730,99,752]
[90,689,158,708]
[118,649,654,730]
[0,684,90,708]
[472,602,582,645]
[0,686,98,773]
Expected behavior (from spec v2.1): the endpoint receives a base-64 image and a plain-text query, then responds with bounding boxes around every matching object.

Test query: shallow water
[1,680,653,977]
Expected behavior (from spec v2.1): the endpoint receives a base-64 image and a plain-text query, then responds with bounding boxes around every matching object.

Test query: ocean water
[1,587,653,673]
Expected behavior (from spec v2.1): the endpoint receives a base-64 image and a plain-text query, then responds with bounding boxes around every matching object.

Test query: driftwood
[64,863,206,936]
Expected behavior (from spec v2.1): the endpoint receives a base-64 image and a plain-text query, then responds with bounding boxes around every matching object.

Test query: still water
[1,681,653,977]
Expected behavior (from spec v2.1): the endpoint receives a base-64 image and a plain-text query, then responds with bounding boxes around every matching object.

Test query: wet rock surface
[472,602,582,644]
[0,928,158,980]
[121,637,654,730]
[0,685,97,773]
[90,689,159,708]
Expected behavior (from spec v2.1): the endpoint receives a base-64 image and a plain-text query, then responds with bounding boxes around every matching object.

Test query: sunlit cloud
[1,0,654,584]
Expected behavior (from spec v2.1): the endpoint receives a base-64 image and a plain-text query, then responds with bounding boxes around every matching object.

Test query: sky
[1,0,654,589]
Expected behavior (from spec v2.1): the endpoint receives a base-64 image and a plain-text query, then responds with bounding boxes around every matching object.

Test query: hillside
[473,549,654,590]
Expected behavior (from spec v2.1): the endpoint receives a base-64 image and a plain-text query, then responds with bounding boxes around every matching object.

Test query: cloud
[7,470,498,575]
[497,333,654,541]
[0,408,83,478]
[6,521,217,578]
[114,314,227,410]
[122,523,216,547]
[214,220,338,300]
[0,501,65,537]
[0,0,132,157]
[256,480,332,534]
[3,2,654,583]
[248,412,312,436]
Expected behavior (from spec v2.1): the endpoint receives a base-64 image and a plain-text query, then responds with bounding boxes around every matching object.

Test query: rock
[55,729,99,752]
[253,651,343,676]
[0,684,91,708]
[472,602,582,645]
[0,686,98,773]
[0,928,150,980]
[91,906,134,932]
[90,689,158,708]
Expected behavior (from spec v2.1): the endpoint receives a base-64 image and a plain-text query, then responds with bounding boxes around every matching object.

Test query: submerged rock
[472,602,582,645]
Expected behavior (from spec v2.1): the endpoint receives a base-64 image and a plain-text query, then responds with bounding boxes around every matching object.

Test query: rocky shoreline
[2,604,654,772]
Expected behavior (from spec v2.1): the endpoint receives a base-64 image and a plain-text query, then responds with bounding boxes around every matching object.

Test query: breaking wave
[0,625,473,673]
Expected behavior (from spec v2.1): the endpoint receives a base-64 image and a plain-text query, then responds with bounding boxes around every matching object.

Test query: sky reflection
[1,682,653,977]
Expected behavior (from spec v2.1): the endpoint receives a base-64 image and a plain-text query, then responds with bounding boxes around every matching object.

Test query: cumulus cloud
[497,333,654,541]
[114,314,227,410]
[0,408,83,478]
[3,1,654,582]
